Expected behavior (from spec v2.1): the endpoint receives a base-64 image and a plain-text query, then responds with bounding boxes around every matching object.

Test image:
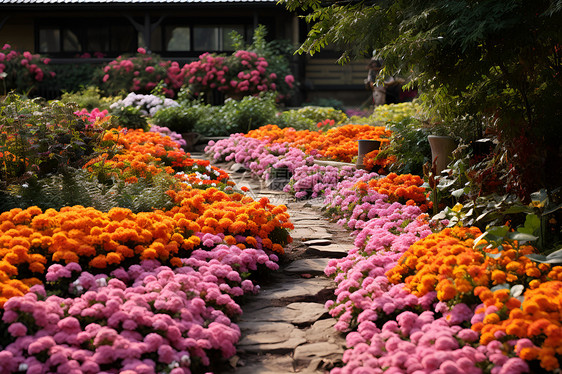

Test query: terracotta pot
[356,139,381,169]
[428,135,456,174]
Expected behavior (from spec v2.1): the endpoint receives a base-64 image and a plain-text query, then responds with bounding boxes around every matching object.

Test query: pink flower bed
[320,168,529,373]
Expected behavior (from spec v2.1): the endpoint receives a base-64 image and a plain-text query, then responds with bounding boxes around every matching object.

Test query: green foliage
[151,105,197,134]
[38,63,99,96]
[282,0,562,199]
[60,86,116,111]
[193,93,278,136]
[275,106,347,131]
[0,167,175,213]
[0,93,104,187]
[377,117,431,176]
[306,97,346,112]
[110,106,148,130]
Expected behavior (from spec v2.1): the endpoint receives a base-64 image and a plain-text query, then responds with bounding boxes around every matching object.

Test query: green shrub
[0,93,104,188]
[0,167,175,213]
[110,106,148,130]
[275,106,348,131]
[151,105,199,134]
[193,93,278,136]
[60,86,116,111]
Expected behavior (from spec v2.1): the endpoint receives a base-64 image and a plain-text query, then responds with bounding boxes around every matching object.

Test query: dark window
[166,26,191,51]
[39,28,60,53]
[37,19,137,56]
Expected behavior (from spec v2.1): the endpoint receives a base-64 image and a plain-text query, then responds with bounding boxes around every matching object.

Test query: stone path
[198,156,355,373]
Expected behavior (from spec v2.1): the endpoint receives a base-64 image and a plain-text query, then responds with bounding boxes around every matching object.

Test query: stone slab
[291,227,332,241]
[237,322,306,353]
[302,239,332,246]
[232,355,295,374]
[306,244,352,258]
[293,342,344,366]
[284,258,330,276]
[305,319,346,345]
[256,277,334,302]
[240,302,327,325]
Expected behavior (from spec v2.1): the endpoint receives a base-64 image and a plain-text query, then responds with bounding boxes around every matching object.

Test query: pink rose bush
[99,48,186,97]
[183,50,295,100]
[0,44,54,93]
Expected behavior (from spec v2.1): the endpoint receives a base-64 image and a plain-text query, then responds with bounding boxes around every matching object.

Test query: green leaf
[487,226,509,238]
[546,248,562,259]
[506,232,538,242]
[522,214,540,233]
[525,253,562,264]
[485,252,502,259]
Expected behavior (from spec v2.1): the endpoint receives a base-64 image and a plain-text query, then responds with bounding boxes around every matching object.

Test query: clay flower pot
[428,135,456,174]
[356,139,381,169]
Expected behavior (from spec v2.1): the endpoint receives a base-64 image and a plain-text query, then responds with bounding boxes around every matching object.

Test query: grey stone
[302,239,332,246]
[237,322,306,353]
[306,244,352,258]
[240,302,328,325]
[232,355,295,374]
[291,227,332,241]
[257,277,334,302]
[293,342,344,366]
[284,258,330,276]
[305,319,346,345]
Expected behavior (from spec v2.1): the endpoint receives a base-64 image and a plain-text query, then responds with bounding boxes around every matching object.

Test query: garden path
[193,154,353,373]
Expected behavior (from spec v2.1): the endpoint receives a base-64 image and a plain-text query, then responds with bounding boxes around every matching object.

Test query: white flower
[95,277,107,288]
[180,354,191,366]
[18,364,28,371]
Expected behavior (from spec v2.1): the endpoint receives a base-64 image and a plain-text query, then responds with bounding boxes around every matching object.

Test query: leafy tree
[283,0,562,199]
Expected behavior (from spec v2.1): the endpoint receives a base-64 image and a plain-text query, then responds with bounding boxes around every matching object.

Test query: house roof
[0,0,277,3]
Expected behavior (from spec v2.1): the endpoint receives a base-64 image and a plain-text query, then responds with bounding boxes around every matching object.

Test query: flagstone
[284,258,330,275]
[302,239,332,246]
[256,276,334,302]
[304,319,346,345]
[305,243,352,258]
[239,302,328,325]
[237,322,307,353]
[293,342,344,366]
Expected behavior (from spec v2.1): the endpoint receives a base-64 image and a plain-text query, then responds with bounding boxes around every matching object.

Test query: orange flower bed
[86,128,229,186]
[386,226,549,305]
[0,187,292,306]
[360,172,428,209]
[471,279,562,371]
[246,124,393,163]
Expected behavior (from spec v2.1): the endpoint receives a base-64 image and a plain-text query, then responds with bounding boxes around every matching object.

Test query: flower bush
[0,44,55,94]
[182,50,294,100]
[110,92,179,117]
[98,48,186,97]
[183,53,229,97]
[0,114,294,373]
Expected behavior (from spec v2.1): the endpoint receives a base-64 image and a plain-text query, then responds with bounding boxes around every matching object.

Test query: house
[0,0,371,105]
